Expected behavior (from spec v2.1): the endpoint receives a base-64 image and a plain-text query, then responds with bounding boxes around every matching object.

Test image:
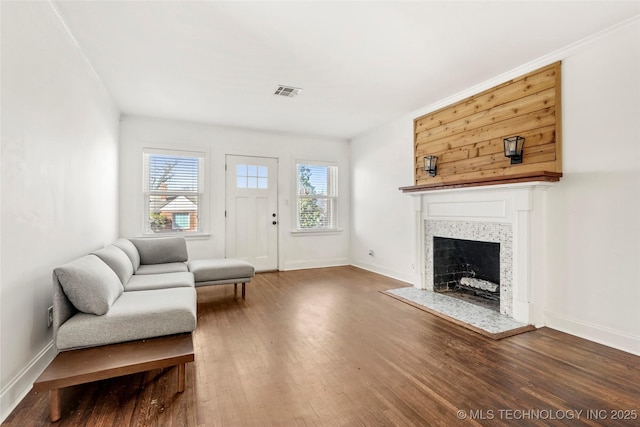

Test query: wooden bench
[33,333,194,422]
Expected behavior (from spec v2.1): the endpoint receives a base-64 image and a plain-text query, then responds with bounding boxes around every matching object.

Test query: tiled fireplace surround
[409,183,554,325]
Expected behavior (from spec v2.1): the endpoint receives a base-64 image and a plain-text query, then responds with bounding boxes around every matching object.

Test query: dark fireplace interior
[433,237,500,311]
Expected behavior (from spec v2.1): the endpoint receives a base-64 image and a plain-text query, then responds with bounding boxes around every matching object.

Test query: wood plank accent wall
[413,62,562,187]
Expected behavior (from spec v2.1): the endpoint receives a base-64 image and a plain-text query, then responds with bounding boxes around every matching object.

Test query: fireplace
[433,237,501,311]
[407,182,554,325]
[426,220,512,316]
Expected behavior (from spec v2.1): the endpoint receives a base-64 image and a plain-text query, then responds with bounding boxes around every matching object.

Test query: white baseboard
[545,311,640,356]
[350,260,418,286]
[281,257,349,271]
[1,341,56,423]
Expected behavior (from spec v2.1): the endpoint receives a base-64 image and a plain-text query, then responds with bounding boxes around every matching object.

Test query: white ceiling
[53,1,639,140]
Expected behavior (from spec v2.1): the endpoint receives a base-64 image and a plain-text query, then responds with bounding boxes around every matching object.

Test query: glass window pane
[237,176,247,188]
[298,197,328,229]
[297,164,330,196]
[247,165,258,176]
[149,154,199,192]
[236,164,247,176]
[248,176,258,188]
[258,166,268,178]
[258,177,268,189]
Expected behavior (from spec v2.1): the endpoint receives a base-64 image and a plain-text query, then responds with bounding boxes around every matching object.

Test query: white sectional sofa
[52,237,254,351]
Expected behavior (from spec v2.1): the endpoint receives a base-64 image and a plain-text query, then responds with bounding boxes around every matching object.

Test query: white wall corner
[351,260,418,287]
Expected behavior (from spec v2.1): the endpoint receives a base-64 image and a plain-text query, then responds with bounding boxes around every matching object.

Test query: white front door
[225,155,278,271]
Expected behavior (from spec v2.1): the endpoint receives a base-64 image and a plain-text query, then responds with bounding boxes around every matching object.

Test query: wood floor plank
[3,266,639,426]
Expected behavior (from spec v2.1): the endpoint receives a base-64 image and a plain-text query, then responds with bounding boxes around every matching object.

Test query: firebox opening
[433,237,500,312]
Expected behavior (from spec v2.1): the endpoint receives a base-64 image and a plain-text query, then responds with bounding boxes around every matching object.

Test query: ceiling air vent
[274,85,303,98]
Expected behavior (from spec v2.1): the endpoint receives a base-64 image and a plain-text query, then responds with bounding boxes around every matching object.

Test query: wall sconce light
[503,136,525,164]
[423,155,438,177]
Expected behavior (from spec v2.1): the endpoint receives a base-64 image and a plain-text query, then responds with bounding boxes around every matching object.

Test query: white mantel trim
[405,181,556,198]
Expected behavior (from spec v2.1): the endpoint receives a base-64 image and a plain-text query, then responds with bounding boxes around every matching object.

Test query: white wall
[544,21,640,354]
[350,19,640,355]
[0,1,120,421]
[350,118,419,283]
[119,116,350,270]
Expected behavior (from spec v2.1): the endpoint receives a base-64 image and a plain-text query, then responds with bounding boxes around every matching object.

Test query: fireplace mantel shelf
[399,171,562,193]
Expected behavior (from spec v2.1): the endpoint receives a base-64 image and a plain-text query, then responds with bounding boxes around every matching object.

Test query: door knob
[272,221,277,225]
[272,213,277,217]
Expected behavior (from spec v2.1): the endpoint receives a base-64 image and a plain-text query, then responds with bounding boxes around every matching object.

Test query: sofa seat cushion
[135,262,189,275]
[125,272,194,292]
[187,259,255,285]
[91,245,134,285]
[55,287,196,351]
[54,255,124,316]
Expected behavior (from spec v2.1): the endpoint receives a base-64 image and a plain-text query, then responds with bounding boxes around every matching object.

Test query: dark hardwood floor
[4,266,639,426]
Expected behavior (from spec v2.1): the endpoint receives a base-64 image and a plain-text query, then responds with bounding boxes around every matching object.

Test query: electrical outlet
[47,306,53,328]
[368,249,374,256]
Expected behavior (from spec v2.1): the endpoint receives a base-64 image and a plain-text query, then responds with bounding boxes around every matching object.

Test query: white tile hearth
[385,287,531,337]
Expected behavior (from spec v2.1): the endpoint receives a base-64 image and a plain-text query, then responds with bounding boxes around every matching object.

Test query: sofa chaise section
[129,236,255,293]
[52,247,197,351]
[55,287,196,350]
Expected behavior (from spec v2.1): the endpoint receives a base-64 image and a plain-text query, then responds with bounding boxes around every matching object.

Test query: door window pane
[236,163,268,189]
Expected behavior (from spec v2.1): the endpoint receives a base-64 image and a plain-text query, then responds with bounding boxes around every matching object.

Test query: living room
[2,1,639,424]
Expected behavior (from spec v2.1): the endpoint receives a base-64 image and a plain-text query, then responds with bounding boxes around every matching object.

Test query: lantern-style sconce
[503,136,525,164]
[423,155,438,177]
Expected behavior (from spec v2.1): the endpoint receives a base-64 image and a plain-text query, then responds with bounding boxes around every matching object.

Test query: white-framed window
[143,148,206,235]
[295,162,338,231]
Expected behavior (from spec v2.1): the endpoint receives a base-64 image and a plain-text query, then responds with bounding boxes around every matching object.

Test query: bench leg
[50,388,61,422]
[234,283,237,296]
[178,363,186,393]
[242,282,246,299]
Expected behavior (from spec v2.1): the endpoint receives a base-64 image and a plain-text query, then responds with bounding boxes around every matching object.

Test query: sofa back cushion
[113,238,141,271]
[135,262,189,275]
[91,245,134,285]
[129,237,188,265]
[54,255,123,315]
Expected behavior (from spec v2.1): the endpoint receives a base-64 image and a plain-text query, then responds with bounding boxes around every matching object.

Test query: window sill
[141,233,211,240]
[290,229,343,236]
